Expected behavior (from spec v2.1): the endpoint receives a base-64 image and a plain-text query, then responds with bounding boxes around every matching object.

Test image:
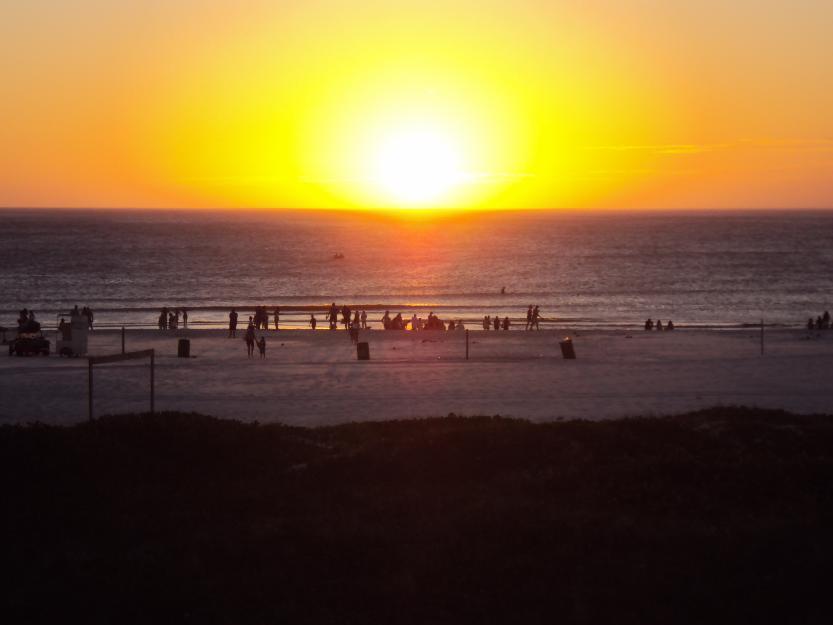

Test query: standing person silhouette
[309,314,317,331]
[274,307,280,331]
[229,309,239,338]
[245,317,256,358]
[532,306,541,330]
[360,310,367,329]
[182,308,188,329]
[526,306,533,330]
[329,303,338,330]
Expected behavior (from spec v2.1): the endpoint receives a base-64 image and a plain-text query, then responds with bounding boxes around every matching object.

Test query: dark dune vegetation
[2,407,832,624]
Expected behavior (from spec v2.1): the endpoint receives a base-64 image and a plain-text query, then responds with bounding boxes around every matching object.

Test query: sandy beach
[3,327,832,424]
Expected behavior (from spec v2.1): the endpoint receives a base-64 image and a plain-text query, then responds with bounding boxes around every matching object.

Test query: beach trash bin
[177,338,190,358]
[559,337,576,359]
[357,342,370,360]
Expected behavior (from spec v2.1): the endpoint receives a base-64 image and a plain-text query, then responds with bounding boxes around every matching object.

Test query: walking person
[229,308,239,338]
[532,306,541,330]
[257,336,267,359]
[182,308,188,328]
[274,307,280,331]
[245,317,256,358]
[525,306,533,330]
[309,314,317,331]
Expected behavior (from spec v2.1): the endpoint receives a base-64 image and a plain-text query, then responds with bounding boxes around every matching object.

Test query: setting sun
[371,125,465,207]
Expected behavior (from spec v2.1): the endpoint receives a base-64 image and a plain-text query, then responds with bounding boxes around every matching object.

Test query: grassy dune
[2,408,832,624]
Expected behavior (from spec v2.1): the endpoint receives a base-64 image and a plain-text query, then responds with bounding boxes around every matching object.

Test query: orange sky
[1,1,832,211]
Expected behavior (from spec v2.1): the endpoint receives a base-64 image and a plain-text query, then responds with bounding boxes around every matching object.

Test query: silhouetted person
[274,307,280,331]
[381,310,391,330]
[257,336,266,359]
[159,310,167,330]
[309,314,317,330]
[526,306,533,330]
[353,310,360,329]
[666,320,675,331]
[360,310,368,329]
[503,316,510,331]
[532,306,540,330]
[329,303,338,330]
[448,320,456,331]
[483,315,490,331]
[182,309,188,328]
[229,309,239,338]
[493,315,500,331]
[644,318,653,331]
[656,319,664,331]
[245,317,256,358]
[808,317,815,331]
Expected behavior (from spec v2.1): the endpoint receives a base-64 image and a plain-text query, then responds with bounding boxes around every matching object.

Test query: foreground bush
[2,407,832,624]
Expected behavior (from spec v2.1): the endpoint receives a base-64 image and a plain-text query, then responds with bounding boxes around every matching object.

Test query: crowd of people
[807,310,831,331]
[644,318,675,331]
[16,308,41,334]
[17,305,95,335]
[158,307,187,330]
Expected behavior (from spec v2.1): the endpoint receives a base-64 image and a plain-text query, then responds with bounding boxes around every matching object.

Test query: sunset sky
[2,0,832,211]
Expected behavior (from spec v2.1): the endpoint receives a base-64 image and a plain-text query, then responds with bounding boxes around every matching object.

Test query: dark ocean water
[1,209,831,329]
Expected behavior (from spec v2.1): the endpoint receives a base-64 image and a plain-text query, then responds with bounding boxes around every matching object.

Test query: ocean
[1,209,831,330]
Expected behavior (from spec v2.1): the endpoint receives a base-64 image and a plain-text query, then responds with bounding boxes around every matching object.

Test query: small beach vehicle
[56,314,89,357]
[9,332,50,357]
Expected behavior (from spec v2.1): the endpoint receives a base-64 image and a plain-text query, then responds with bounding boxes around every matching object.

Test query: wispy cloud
[583,138,833,155]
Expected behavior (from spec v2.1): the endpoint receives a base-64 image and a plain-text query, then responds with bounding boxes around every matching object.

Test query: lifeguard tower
[56,313,89,357]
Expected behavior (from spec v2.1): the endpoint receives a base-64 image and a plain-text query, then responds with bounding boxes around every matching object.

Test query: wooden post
[760,318,764,356]
[88,359,94,421]
[150,350,155,414]
[466,329,469,361]
[121,326,125,354]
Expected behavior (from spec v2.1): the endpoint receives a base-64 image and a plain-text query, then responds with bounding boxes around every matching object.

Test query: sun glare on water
[371,126,465,207]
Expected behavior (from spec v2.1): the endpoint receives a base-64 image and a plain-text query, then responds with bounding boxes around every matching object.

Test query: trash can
[357,342,370,360]
[559,337,576,359]
[177,338,190,358]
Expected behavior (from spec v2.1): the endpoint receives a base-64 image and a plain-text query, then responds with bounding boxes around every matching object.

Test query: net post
[760,318,764,356]
[88,359,94,421]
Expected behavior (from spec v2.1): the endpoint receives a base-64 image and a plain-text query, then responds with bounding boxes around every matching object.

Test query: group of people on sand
[252,306,281,330]
[644,318,675,331]
[807,310,831,331]
[326,303,368,331]
[16,308,42,334]
[158,307,187,330]
[483,315,511,331]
